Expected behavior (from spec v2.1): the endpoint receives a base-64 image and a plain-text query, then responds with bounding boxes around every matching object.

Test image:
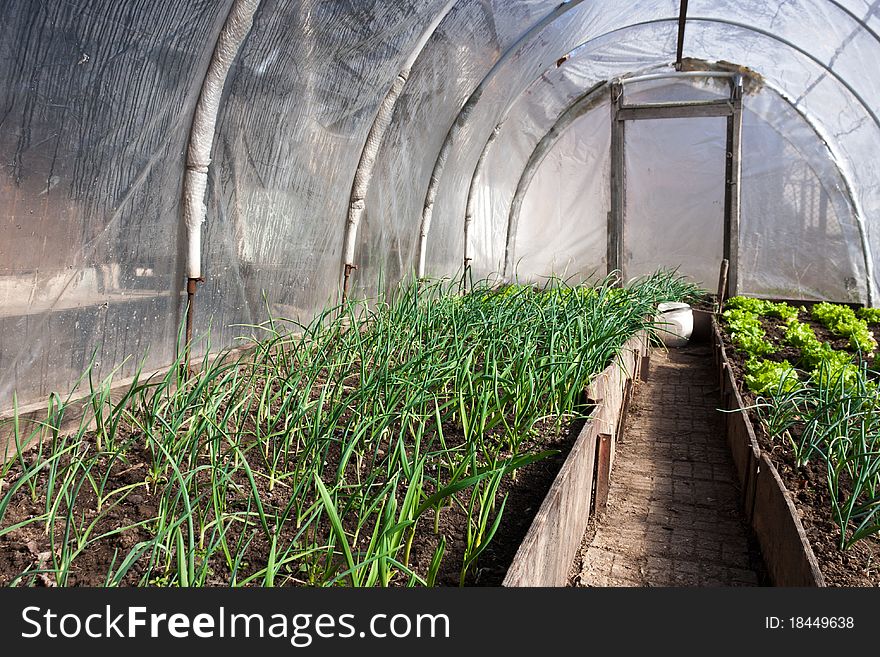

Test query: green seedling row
[0,270,701,587]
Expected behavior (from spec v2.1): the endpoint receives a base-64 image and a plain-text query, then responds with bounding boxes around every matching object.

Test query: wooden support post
[609,82,625,282]
[594,432,613,514]
[615,379,633,443]
[724,76,743,297]
[675,0,689,70]
[617,99,733,121]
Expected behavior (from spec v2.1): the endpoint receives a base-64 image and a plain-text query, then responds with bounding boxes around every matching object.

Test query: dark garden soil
[0,417,579,587]
[719,308,880,586]
[410,422,581,586]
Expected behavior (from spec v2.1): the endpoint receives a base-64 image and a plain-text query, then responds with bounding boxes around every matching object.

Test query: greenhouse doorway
[609,75,743,293]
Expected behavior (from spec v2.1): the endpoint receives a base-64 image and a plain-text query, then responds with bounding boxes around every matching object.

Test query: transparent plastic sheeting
[738,92,864,301]
[443,0,880,297]
[415,0,681,280]
[2,0,880,411]
[624,115,727,287]
[513,109,610,284]
[622,79,865,301]
[470,22,676,280]
[0,1,234,408]
[203,1,455,331]
[0,0,463,409]
[356,0,567,300]
[510,79,864,299]
[681,19,880,297]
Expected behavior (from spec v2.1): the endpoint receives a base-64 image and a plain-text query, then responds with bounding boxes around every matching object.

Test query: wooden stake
[595,433,613,514]
[716,258,729,314]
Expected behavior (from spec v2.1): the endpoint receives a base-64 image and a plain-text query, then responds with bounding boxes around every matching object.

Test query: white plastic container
[656,302,694,347]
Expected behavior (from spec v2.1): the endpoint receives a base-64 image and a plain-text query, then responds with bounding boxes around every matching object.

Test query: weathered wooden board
[504,333,645,587]
[712,318,824,587]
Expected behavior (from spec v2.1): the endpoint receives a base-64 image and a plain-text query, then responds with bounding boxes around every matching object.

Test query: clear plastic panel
[624,76,728,103]
[358,1,562,297]
[683,19,880,298]
[204,0,451,331]
[424,0,680,281]
[514,76,864,299]
[470,22,676,280]
[624,115,727,287]
[688,0,880,120]
[6,0,880,414]
[512,110,610,284]
[833,0,880,35]
[0,0,233,409]
[739,92,865,301]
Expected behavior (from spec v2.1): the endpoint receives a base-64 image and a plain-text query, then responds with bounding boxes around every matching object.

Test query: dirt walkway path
[573,345,766,586]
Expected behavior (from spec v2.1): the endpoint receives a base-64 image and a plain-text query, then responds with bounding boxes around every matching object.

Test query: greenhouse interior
[2,0,880,588]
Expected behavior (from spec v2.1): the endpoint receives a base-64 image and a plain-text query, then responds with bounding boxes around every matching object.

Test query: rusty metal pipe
[341,263,357,306]
[184,277,200,349]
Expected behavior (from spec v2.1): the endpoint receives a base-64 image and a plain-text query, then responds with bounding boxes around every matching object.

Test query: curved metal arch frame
[499,69,873,303]
[462,25,681,275]
[502,82,610,279]
[339,0,460,302]
[338,0,594,297]
[462,24,681,278]
[684,15,880,131]
[414,0,592,279]
[180,0,261,350]
[826,0,880,42]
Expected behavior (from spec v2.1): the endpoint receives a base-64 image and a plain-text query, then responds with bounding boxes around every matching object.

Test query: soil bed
[0,418,580,587]
[719,307,880,586]
[0,272,700,587]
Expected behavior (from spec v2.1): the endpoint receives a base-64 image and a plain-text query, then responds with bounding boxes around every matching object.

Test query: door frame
[609,73,743,294]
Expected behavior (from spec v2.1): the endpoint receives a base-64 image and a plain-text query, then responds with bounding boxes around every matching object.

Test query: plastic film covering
[738,91,865,301]
[421,0,681,280]
[681,10,880,297]
[512,109,610,284]
[621,80,728,287]
[508,77,863,297]
[470,22,678,280]
[203,1,451,335]
[465,3,878,298]
[4,0,880,412]
[624,114,727,288]
[0,0,232,409]
[356,0,563,298]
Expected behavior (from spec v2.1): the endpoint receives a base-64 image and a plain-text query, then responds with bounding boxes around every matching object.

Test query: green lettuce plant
[856,307,880,324]
[812,302,876,356]
[743,357,800,395]
[723,307,775,357]
[725,296,799,324]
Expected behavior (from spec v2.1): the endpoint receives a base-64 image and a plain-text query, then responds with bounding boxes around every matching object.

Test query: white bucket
[656,302,694,347]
